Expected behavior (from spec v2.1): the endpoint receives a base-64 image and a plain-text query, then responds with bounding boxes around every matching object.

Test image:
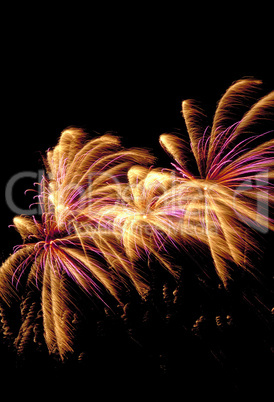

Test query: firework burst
[160,79,274,285]
[95,166,184,294]
[0,128,155,359]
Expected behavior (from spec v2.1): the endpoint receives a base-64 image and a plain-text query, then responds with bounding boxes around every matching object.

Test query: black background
[1,14,273,396]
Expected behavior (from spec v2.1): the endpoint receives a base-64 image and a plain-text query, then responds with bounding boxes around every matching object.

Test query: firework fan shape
[160,79,274,285]
[0,129,155,359]
[96,166,185,294]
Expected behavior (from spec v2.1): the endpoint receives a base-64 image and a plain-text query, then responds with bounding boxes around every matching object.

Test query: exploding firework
[160,79,274,285]
[0,129,155,359]
[96,166,183,291]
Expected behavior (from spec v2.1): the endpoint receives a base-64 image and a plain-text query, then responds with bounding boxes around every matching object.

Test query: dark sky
[1,13,274,396]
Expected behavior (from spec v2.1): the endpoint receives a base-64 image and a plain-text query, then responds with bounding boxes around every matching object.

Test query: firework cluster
[0,79,273,361]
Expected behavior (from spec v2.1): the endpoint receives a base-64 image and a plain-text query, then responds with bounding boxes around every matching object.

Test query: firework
[160,79,274,285]
[96,166,183,293]
[0,128,155,359]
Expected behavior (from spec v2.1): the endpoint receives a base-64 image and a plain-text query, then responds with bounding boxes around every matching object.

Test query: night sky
[1,24,273,397]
